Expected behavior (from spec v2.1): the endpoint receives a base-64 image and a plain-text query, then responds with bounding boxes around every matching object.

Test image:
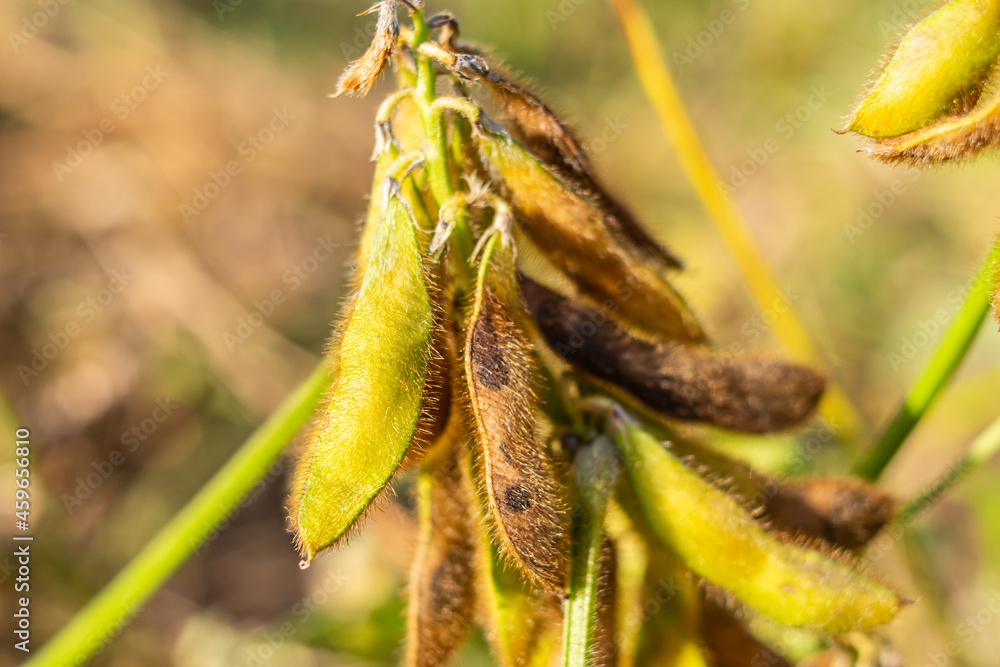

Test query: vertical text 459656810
[13,428,32,653]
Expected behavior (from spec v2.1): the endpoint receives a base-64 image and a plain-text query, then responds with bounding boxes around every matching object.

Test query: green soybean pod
[615,424,904,633]
[290,180,433,562]
[847,0,1000,138]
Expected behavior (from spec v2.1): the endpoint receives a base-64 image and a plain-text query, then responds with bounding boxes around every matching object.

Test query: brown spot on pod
[464,233,569,591]
[522,278,825,433]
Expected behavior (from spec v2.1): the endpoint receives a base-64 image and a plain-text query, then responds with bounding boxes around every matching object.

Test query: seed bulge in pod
[290,180,433,562]
[406,433,476,667]
[522,278,825,434]
[476,125,705,343]
[616,424,905,633]
[846,0,1000,138]
[464,232,569,591]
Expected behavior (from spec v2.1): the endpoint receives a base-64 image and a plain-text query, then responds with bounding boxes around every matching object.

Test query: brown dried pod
[464,233,570,591]
[335,1,399,98]
[764,478,896,550]
[476,125,704,342]
[522,278,825,433]
[405,434,476,667]
[468,63,683,271]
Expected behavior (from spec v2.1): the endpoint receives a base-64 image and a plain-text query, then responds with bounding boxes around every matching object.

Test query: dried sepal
[335,1,400,98]
[845,0,1000,138]
[476,124,705,342]
[523,279,825,433]
[405,433,476,667]
[862,91,1000,164]
[463,232,569,591]
[289,179,433,562]
[615,424,905,633]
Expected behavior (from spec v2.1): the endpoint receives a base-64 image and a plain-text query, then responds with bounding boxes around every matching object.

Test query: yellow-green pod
[847,0,1000,138]
[476,126,705,343]
[615,424,904,633]
[634,547,707,667]
[464,232,570,591]
[290,181,433,562]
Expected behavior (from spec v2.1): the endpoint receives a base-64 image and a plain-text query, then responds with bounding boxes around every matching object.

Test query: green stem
[854,243,1000,481]
[409,9,474,283]
[27,361,330,667]
[898,414,1000,523]
[562,437,617,667]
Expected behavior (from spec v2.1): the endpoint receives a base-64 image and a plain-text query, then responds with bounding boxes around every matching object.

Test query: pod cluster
[290,3,907,665]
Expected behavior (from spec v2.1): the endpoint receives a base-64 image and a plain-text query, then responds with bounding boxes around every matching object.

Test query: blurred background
[2,0,1000,665]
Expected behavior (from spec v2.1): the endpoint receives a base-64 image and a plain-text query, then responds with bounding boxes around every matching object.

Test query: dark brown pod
[522,278,825,433]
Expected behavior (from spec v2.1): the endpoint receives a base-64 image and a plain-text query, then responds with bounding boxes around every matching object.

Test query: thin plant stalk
[563,437,617,666]
[855,242,1000,481]
[410,8,474,278]
[26,360,331,667]
[898,414,1000,523]
[606,0,862,439]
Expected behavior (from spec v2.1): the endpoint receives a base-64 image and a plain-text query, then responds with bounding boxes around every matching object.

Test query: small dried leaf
[846,0,1000,137]
[290,181,433,562]
[464,233,569,591]
[406,436,476,667]
[335,1,399,97]
[476,125,704,342]
[523,279,825,433]
[616,424,905,633]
